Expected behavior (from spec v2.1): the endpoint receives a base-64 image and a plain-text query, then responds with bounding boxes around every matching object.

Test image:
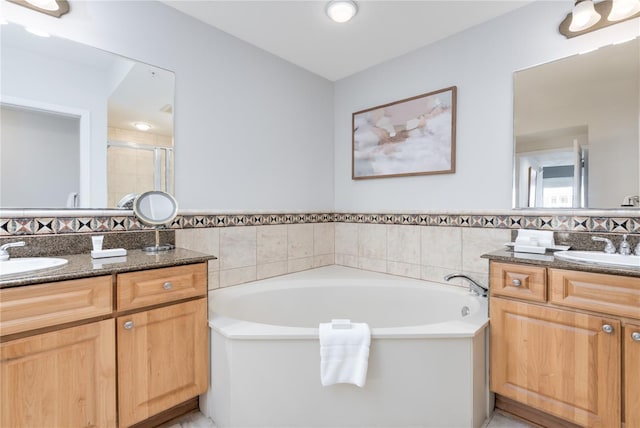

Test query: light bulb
[608,0,640,21]
[134,122,152,131]
[569,0,601,32]
[326,1,358,23]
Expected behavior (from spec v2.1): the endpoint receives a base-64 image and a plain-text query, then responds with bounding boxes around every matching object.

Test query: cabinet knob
[511,279,522,287]
[123,321,134,330]
[602,324,614,334]
[632,332,640,342]
[163,281,173,290]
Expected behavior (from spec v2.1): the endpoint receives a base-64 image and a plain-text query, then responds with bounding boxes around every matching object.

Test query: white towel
[319,320,371,387]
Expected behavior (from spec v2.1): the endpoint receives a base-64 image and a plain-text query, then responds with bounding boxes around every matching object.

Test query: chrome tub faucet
[444,273,488,297]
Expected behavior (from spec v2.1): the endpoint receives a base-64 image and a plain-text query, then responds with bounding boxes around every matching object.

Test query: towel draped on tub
[319,320,371,387]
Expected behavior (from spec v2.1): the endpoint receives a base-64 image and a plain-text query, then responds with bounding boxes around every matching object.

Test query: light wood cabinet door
[117,298,208,427]
[490,297,620,427]
[1,319,116,428]
[625,323,640,428]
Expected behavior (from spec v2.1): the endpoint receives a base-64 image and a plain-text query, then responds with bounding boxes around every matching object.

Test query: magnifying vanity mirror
[133,191,178,253]
[513,37,639,209]
[0,21,175,209]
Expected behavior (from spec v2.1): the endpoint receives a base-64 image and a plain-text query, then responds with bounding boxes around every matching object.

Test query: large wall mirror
[513,37,639,209]
[0,21,175,210]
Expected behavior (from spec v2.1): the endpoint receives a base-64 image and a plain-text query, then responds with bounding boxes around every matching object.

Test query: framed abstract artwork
[352,86,457,179]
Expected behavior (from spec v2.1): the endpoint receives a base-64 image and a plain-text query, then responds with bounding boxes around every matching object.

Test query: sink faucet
[444,273,488,297]
[619,234,631,256]
[0,241,25,261]
[592,236,616,254]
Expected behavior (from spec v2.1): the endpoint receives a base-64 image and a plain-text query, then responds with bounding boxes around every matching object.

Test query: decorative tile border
[0,212,637,236]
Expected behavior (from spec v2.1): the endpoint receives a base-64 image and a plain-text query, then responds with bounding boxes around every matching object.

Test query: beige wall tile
[257,225,287,264]
[220,226,257,270]
[220,266,256,287]
[421,265,463,287]
[335,223,358,256]
[358,256,386,273]
[462,228,511,274]
[387,261,421,279]
[313,254,334,268]
[314,223,335,255]
[387,225,420,264]
[288,257,313,273]
[175,228,220,259]
[288,224,313,259]
[335,253,358,268]
[462,270,489,290]
[358,224,386,260]
[257,261,288,280]
[207,266,220,290]
[421,226,462,269]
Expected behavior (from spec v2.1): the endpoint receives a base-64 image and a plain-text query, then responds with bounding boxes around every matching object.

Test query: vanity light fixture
[569,0,601,31]
[6,0,69,18]
[326,0,358,23]
[133,122,152,132]
[608,0,640,20]
[560,0,640,38]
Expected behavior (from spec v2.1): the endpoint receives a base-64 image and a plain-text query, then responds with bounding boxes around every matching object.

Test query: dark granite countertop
[482,249,640,278]
[0,248,217,289]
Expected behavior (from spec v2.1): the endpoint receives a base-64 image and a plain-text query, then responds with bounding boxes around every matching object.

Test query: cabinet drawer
[549,269,640,320]
[117,263,206,311]
[0,276,113,337]
[490,261,547,302]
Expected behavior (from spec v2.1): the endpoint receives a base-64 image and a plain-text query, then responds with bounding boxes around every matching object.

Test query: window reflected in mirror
[513,37,639,209]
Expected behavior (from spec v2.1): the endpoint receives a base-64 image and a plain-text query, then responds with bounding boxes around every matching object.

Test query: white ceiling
[162,0,533,81]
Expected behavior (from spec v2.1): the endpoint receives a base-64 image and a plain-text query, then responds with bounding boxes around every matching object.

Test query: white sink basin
[554,251,640,269]
[0,257,69,278]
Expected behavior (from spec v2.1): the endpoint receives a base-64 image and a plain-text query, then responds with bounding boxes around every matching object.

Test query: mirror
[133,191,178,253]
[133,190,179,227]
[0,21,175,209]
[513,37,639,209]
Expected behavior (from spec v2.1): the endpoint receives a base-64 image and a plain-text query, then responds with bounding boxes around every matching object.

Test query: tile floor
[164,409,536,428]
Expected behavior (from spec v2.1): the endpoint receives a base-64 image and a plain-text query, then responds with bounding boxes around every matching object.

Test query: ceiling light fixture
[326,0,358,23]
[6,0,69,18]
[559,0,640,38]
[133,122,152,132]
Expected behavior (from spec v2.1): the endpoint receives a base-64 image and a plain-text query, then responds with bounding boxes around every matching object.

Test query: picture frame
[352,86,457,180]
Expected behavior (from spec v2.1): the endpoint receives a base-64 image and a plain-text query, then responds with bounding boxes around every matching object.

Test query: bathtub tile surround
[334,223,510,288]
[176,223,335,288]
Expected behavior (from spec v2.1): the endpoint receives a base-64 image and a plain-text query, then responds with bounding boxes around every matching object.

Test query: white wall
[333,1,640,211]
[1,0,334,212]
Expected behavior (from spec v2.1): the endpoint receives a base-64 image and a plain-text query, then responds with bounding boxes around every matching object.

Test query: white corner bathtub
[201,265,490,428]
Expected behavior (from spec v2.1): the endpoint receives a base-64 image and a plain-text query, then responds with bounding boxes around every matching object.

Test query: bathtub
[201,265,490,428]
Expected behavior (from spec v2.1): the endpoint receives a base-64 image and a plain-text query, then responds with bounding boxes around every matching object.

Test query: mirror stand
[143,228,175,253]
[132,190,179,253]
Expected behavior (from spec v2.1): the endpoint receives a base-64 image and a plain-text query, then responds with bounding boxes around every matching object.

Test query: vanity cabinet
[116,265,208,427]
[0,260,209,428]
[0,277,116,428]
[489,261,640,428]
